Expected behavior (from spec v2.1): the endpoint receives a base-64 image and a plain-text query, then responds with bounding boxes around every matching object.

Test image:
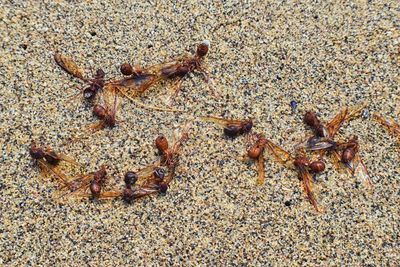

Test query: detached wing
[54,53,86,80]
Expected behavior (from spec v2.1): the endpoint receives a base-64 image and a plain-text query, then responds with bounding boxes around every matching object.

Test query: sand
[1,0,399,265]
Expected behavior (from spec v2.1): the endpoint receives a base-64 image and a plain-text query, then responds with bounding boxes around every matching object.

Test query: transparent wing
[296,137,336,151]
[58,153,82,167]
[264,139,294,167]
[346,102,367,121]
[109,73,160,98]
[38,159,69,186]
[353,154,374,190]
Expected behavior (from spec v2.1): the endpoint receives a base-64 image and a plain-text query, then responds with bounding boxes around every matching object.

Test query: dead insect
[90,87,120,131]
[201,116,253,138]
[54,53,107,101]
[29,142,81,185]
[245,134,267,185]
[74,165,170,202]
[57,165,111,199]
[292,149,322,212]
[156,128,189,170]
[109,41,213,104]
[332,136,373,189]
[120,63,134,76]
[241,133,293,186]
[297,103,367,152]
[257,140,323,212]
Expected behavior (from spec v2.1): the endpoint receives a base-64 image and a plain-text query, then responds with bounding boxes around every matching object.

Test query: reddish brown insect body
[294,156,309,170]
[201,116,253,138]
[304,111,325,137]
[309,161,325,173]
[120,63,134,76]
[224,120,253,138]
[110,41,213,104]
[339,137,359,164]
[82,69,106,100]
[247,145,264,159]
[342,148,356,164]
[155,135,169,153]
[29,143,60,166]
[87,166,108,198]
[160,41,209,80]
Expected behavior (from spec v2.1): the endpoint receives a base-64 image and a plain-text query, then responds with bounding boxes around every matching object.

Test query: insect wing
[353,154,374,189]
[346,103,367,121]
[110,74,159,98]
[54,53,86,80]
[264,139,294,167]
[58,153,82,167]
[297,137,336,151]
[327,108,348,138]
[374,114,400,137]
[256,156,265,185]
[38,160,69,186]
[200,116,246,128]
[95,191,122,200]
[299,168,320,212]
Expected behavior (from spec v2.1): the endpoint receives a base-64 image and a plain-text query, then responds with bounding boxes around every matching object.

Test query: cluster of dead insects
[200,104,374,212]
[29,128,188,203]
[54,40,213,132]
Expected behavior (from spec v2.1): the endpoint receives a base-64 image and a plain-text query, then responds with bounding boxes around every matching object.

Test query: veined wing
[264,139,294,167]
[345,102,367,121]
[109,73,160,97]
[38,160,69,186]
[326,108,348,138]
[374,114,400,137]
[73,191,122,200]
[299,168,321,212]
[200,116,246,127]
[353,154,374,190]
[296,136,336,151]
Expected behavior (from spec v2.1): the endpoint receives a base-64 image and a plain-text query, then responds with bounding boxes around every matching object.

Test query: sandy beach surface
[1,1,399,265]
